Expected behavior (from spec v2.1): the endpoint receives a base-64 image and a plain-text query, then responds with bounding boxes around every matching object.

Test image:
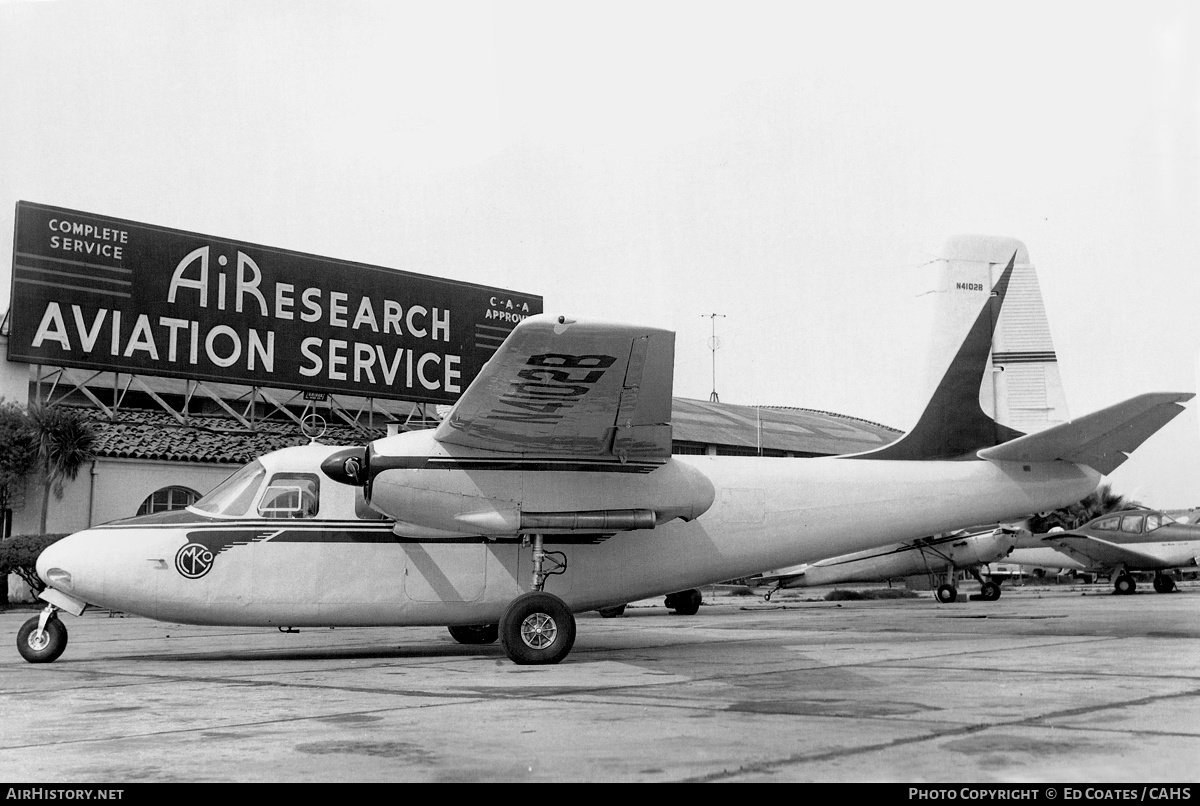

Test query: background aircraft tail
[862,234,1063,460]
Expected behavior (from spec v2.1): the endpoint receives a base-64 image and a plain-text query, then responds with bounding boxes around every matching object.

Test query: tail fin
[858,234,1192,468]
[861,235,1031,460]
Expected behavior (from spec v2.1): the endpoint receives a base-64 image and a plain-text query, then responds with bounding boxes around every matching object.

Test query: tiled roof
[81,408,387,465]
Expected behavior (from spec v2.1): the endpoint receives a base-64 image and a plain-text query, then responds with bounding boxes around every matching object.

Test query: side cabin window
[1146,513,1174,531]
[259,473,320,519]
[1091,516,1120,531]
[1120,514,1143,534]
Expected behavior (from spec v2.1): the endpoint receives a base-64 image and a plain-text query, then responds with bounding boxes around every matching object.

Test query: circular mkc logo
[175,543,215,579]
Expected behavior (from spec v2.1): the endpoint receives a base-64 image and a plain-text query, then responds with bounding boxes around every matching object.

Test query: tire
[1114,574,1136,595]
[936,584,958,603]
[1153,575,1177,594]
[447,624,499,645]
[979,582,1002,601]
[499,592,576,665]
[17,616,68,664]
[597,604,626,618]
[666,588,702,616]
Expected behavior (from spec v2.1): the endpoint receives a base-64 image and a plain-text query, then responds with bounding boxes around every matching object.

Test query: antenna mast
[703,313,725,402]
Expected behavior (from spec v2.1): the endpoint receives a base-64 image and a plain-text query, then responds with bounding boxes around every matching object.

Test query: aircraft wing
[976,392,1193,474]
[434,314,676,461]
[1041,533,1173,571]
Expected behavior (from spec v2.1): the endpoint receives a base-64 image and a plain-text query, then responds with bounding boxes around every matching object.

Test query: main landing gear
[490,533,576,665]
[935,567,1002,604]
[1113,572,1177,595]
[448,534,575,664]
[17,605,68,664]
[1153,573,1177,594]
[664,588,703,615]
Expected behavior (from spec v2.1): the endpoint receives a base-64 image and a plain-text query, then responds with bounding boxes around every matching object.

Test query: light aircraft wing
[976,392,1193,474]
[1041,533,1173,571]
[434,314,676,462]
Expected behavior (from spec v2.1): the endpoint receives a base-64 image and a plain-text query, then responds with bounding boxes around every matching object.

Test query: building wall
[12,457,238,536]
[0,336,30,406]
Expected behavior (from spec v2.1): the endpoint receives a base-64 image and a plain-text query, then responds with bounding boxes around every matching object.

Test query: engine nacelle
[324,431,715,538]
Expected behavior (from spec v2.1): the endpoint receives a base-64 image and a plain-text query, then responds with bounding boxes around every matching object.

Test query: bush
[0,533,68,594]
[824,587,921,601]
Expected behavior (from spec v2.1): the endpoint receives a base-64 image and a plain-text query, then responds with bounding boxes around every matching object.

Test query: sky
[1,0,1198,507]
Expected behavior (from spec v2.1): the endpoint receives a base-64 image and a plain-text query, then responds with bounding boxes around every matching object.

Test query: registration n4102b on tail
[22,236,1193,665]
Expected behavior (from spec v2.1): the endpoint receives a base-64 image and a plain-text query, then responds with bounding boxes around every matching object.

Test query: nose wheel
[17,606,69,664]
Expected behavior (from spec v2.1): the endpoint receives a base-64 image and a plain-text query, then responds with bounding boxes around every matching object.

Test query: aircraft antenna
[703,313,725,402]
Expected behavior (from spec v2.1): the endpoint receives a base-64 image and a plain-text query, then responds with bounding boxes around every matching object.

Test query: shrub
[0,533,68,594]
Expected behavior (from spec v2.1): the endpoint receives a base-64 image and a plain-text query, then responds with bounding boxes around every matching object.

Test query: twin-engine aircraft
[750,525,1026,603]
[20,236,1193,665]
[1007,509,1200,594]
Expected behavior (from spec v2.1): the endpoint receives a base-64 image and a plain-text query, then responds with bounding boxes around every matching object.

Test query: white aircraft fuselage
[37,439,1099,628]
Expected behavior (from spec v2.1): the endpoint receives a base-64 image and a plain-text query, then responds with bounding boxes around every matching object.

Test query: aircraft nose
[321,446,368,486]
[36,533,82,593]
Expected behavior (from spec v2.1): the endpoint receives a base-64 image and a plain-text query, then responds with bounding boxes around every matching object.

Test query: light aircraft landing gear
[17,605,68,664]
[1114,573,1137,595]
[1152,574,1176,594]
[664,588,702,615]
[936,584,958,603]
[497,533,576,665]
[976,581,1002,601]
[965,566,1002,602]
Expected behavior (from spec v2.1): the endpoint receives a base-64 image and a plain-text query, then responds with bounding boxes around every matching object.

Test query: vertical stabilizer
[857,235,1036,460]
[989,245,1069,434]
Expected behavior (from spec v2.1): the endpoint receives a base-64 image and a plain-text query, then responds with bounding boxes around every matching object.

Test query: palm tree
[1027,482,1143,534]
[28,406,97,534]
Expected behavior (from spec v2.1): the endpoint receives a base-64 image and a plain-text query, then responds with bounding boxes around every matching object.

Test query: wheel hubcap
[519,612,557,650]
[27,630,50,652]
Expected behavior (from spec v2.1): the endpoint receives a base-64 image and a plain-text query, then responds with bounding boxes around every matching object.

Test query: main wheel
[597,604,626,618]
[447,624,499,644]
[17,616,68,664]
[499,592,576,665]
[936,584,958,603]
[979,581,1002,601]
[665,588,702,615]
[1153,575,1177,594]
[1114,574,1137,595]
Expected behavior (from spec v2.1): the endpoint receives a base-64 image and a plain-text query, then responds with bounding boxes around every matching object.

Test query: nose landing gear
[17,605,68,664]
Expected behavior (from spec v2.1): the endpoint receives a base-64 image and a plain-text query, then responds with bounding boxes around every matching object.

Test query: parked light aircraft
[20,236,1193,665]
[750,525,1026,603]
[1008,509,1200,594]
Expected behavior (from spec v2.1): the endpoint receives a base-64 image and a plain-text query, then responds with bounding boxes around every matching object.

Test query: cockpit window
[191,462,268,517]
[259,473,320,519]
[1091,516,1119,531]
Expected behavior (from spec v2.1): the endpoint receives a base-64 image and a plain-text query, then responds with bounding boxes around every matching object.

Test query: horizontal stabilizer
[977,392,1193,474]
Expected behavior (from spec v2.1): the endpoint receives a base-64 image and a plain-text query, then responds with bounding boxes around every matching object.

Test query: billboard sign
[8,201,542,404]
